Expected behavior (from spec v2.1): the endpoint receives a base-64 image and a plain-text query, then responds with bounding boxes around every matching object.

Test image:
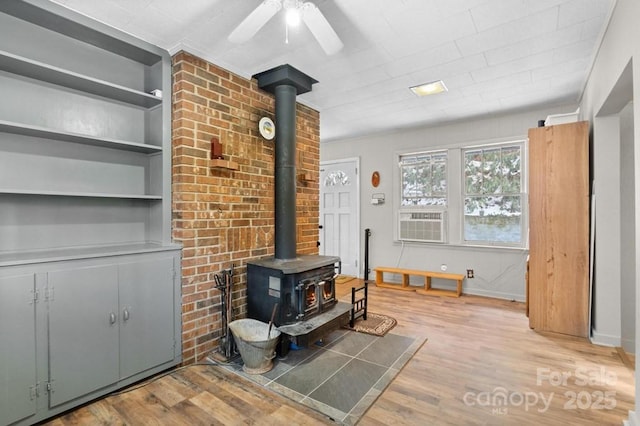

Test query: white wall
[578,0,640,422]
[620,101,635,353]
[321,104,575,301]
[593,115,622,346]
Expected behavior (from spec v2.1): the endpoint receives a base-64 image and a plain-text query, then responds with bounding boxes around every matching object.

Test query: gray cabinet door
[47,265,119,408]
[118,257,175,379]
[0,273,36,425]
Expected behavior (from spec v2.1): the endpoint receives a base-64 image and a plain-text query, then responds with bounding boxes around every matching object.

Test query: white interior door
[319,159,359,277]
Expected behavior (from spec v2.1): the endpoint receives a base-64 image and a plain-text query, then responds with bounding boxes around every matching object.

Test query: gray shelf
[0,0,163,66]
[0,50,162,108]
[0,189,162,200]
[0,119,162,153]
[0,242,182,267]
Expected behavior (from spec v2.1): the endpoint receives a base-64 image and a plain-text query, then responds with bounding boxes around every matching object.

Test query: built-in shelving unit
[0,242,174,267]
[0,189,163,199]
[0,2,181,424]
[0,50,163,108]
[0,119,163,153]
[0,0,175,258]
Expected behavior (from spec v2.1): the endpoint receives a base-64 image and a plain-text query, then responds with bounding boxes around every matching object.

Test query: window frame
[461,140,527,248]
[398,149,449,209]
[394,138,528,249]
[395,149,449,244]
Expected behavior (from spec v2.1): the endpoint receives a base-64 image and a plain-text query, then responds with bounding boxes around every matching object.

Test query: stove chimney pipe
[253,65,318,260]
[274,84,297,259]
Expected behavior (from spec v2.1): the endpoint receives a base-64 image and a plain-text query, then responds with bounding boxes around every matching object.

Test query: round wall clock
[259,117,275,140]
[371,171,380,187]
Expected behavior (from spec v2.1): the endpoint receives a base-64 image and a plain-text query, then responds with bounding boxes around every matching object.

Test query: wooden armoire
[528,121,590,338]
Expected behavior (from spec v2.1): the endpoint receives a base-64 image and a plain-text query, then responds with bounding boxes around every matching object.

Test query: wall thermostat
[371,193,385,205]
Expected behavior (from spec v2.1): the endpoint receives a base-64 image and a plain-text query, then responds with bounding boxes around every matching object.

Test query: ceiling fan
[228,0,344,55]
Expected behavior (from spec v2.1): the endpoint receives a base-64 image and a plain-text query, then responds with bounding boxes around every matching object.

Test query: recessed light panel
[410,80,448,97]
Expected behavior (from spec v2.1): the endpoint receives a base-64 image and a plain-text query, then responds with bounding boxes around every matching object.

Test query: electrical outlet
[467,269,474,278]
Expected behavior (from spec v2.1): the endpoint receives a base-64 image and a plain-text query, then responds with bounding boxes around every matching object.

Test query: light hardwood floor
[46,280,634,425]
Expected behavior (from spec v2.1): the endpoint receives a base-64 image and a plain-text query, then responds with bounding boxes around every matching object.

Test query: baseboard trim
[621,337,636,353]
[462,287,525,302]
[616,346,636,370]
[591,331,621,347]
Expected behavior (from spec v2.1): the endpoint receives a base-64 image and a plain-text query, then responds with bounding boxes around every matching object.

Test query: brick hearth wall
[171,51,321,365]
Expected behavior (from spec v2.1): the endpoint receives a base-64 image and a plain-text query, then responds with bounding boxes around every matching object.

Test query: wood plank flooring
[46,280,634,425]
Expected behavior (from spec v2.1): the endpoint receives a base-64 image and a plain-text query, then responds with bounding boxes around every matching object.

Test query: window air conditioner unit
[398,211,446,243]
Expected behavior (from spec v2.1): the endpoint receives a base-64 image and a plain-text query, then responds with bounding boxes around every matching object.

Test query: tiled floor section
[218,329,426,425]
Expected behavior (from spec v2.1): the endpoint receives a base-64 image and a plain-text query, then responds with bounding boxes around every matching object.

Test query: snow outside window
[463,143,524,246]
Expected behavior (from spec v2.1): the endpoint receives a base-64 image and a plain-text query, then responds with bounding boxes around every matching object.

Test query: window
[400,151,447,207]
[323,170,351,187]
[398,151,448,243]
[463,143,524,245]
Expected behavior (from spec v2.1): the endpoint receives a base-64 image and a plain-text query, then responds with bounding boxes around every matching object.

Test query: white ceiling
[49,0,614,142]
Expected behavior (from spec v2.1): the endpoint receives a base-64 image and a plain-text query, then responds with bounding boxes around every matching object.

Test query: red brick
[172,54,320,365]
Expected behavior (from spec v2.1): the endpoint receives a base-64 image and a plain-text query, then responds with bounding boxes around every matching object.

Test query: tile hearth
[216,328,425,425]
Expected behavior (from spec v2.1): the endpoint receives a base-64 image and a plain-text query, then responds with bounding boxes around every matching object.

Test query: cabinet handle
[123,308,130,322]
[109,312,117,325]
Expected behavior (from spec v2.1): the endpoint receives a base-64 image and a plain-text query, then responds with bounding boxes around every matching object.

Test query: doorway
[319,158,360,277]
[592,60,636,354]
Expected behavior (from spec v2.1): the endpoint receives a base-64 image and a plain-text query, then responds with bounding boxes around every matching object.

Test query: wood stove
[247,255,351,355]
[246,65,352,354]
[247,255,339,326]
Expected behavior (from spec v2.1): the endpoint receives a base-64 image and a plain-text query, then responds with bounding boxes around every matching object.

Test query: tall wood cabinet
[528,121,590,338]
[0,1,181,425]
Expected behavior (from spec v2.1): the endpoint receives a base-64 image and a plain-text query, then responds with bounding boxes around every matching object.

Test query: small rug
[217,329,426,425]
[335,275,356,284]
[344,312,397,336]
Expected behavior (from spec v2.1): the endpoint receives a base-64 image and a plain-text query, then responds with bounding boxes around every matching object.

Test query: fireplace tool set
[211,266,238,362]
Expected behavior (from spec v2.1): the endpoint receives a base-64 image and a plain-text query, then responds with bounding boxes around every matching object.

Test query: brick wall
[171,51,321,365]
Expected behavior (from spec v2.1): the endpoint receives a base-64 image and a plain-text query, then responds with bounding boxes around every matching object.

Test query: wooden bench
[374,266,464,297]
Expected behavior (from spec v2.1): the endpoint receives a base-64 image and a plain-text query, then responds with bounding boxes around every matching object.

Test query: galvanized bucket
[229,318,281,374]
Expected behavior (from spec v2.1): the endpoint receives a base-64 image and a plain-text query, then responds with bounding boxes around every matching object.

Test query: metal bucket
[229,318,281,374]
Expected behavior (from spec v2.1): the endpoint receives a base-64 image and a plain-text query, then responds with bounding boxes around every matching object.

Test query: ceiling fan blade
[301,2,343,55]
[229,0,282,44]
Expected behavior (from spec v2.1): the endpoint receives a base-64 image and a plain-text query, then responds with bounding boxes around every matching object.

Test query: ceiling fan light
[229,0,343,55]
[286,8,301,26]
[410,80,448,97]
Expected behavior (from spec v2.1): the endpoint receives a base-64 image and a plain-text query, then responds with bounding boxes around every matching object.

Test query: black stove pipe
[253,65,318,261]
[274,85,297,260]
